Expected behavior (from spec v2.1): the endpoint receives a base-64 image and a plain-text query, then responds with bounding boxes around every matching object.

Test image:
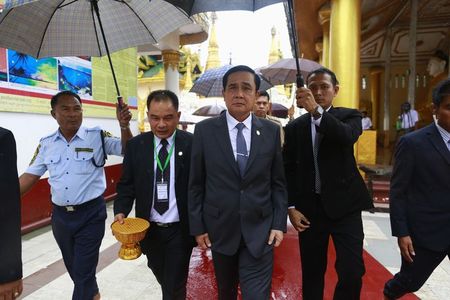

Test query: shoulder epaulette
[86,126,102,132]
[40,131,57,142]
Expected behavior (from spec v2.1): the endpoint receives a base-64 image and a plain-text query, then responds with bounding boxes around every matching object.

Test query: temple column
[369,67,383,130]
[318,5,331,67]
[329,0,361,108]
[159,31,181,95]
[407,0,418,107]
[162,49,180,95]
[383,29,393,147]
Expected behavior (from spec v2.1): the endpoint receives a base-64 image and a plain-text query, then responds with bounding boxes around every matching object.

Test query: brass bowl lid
[111,217,150,235]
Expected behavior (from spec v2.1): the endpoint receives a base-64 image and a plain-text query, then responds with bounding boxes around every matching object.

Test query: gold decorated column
[369,67,383,129]
[318,5,331,67]
[329,0,361,108]
[162,49,180,94]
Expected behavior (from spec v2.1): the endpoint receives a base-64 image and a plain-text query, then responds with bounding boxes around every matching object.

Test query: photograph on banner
[8,49,58,90]
[0,48,6,82]
[58,57,92,99]
[0,46,137,118]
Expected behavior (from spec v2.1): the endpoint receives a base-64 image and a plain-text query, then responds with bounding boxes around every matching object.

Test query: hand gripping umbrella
[0,0,192,105]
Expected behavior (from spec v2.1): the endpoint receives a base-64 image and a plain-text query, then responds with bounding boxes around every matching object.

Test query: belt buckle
[65,206,75,212]
[156,222,169,228]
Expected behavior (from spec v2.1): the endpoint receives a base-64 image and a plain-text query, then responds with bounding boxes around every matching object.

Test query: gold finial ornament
[205,12,221,70]
[111,218,150,260]
[162,49,180,72]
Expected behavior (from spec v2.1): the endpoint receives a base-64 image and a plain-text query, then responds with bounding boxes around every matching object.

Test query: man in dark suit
[0,128,23,299]
[383,78,450,299]
[114,90,194,300]
[189,65,288,300]
[283,67,373,300]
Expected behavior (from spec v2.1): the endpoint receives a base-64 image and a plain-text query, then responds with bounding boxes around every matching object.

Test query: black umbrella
[165,0,305,87]
[190,64,273,97]
[270,102,288,119]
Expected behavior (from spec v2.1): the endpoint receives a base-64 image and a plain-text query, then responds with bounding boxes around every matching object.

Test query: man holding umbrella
[283,68,372,299]
[19,91,132,300]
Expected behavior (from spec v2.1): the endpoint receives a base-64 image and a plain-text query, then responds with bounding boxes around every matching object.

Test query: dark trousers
[52,197,106,300]
[299,198,365,300]
[384,244,450,299]
[145,223,193,300]
[211,244,273,300]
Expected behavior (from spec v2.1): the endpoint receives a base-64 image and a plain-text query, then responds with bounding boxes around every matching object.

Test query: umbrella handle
[117,96,124,110]
[91,0,121,102]
[296,74,305,109]
[296,74,304,88]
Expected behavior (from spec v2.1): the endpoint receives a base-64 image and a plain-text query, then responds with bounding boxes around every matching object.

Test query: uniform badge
[102,130,113,138]
[29,144,41,166]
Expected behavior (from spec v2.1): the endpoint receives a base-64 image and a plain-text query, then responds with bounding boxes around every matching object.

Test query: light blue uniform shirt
[26,126,122,206]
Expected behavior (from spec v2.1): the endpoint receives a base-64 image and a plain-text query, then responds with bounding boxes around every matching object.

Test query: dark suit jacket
[189,113,288,259]
[390,123,450,252]
[283,107,372,220]
[0,127,22,283]
[114,129,194,253]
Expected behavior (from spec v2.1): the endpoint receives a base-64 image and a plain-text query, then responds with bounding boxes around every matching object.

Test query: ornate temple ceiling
[292,0,450,65]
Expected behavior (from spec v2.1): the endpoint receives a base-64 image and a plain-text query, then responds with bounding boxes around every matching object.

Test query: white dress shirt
[150,132,180,223]
[310,106,331,147]
[362,117,372,130]
[400,109,419,129]
[436,122,450,152]
[226,111,252,160]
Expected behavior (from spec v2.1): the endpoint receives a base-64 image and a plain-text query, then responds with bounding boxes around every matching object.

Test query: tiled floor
[20,203,449,299]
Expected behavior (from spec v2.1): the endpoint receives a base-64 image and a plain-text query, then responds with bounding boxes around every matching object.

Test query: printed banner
[0,46,137,118]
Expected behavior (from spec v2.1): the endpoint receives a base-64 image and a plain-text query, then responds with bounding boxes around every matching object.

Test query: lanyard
[153,133,176,175]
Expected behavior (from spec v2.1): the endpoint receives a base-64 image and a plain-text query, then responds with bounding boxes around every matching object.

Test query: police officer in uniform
[19,90,132,300]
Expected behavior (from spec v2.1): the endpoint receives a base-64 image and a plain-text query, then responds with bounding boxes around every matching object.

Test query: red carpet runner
[187,225,418,299]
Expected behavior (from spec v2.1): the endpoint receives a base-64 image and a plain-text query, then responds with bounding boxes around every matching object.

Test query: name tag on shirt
[156,181,168,201]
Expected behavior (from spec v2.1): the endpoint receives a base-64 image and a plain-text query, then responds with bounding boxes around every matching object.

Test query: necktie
[236,123,248,176]
[313,125,321,193]
[154,139,169,215]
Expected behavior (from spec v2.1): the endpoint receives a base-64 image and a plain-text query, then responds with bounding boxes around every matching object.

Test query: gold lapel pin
[178,151,183,156]
[256,130,261,136]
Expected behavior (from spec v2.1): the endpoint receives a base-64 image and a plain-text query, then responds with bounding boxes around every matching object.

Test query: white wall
[0,111,139,175]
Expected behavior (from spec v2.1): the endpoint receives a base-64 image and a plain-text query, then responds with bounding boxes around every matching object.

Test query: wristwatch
[312,106,323,120]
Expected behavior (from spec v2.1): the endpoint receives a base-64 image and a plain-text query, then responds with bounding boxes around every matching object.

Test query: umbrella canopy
[270,102,288,118]
[190,65,273,98]
[0,0,190,58]
[0,0,191,99]
[164,0,284,15]
[192,104,226,117]
[258,58,322,86]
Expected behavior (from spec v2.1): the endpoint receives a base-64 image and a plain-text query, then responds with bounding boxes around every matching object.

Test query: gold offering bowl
[111,218,150,260]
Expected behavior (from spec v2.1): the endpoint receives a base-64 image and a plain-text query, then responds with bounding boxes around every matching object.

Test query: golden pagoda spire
[268,26,279,64]
[184,56,193,91]
[205,12,221,70]
[267,26,287,98]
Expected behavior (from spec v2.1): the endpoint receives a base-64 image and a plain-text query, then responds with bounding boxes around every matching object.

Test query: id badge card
[156,181,168,201]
